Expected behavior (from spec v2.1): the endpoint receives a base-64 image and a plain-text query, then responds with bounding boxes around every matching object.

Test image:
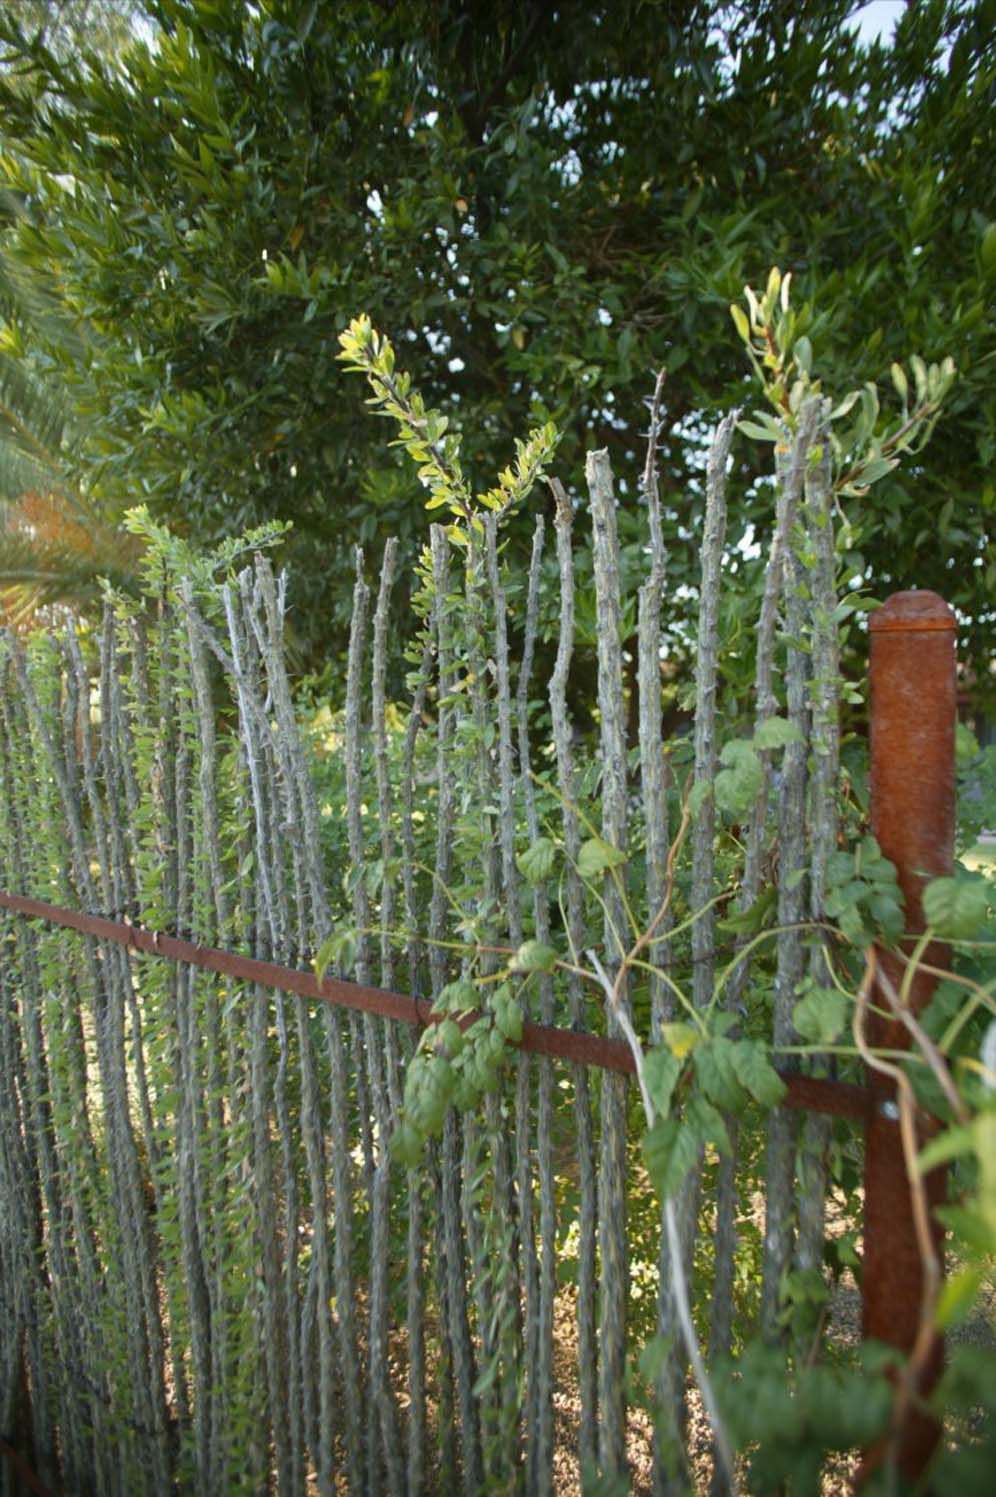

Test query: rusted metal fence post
[864,590,956,1483]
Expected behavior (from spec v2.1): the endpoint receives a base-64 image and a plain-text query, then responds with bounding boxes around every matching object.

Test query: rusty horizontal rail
[0,888,869,1117]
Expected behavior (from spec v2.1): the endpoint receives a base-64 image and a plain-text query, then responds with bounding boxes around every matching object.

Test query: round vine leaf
[432,977,478,1015]
[483,1028,507,1063]
[435,1018,464,1058]
[793,987,848,1046]
[714,740,763,816]
[516,836,557,884]
[643,1117,699,1199]
[753,715,802,751]
[730,1039,786,1107]
[512,939,558,974]
[577,835,626,880]
[694,1037,749,1112]
[644,1047,682,1117]
[661,1021,700,1059]
[391,1120,425,1169]
[923,875,989,940]
[453,1072,478,1112]
[494,993,523,1044]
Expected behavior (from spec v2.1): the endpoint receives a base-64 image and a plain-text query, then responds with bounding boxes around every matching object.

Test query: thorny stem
[641,366,668,569]
[586,946,740,1496]
[626,774,693,971]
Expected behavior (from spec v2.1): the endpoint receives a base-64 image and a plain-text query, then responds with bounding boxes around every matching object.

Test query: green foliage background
[0,0,993,686]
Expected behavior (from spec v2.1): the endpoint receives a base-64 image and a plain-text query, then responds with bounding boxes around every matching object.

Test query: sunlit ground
[962,839,996,873]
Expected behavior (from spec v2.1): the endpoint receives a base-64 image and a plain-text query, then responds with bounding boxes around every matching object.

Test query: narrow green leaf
[737,419,779,442]
[890,363,908,404]
[730,303,750,342]
[853,455,897,487]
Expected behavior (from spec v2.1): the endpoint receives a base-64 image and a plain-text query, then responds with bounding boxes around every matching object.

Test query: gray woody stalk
[760,399,822,1338]
[587,447,630,1481]
[548,477,599,1475]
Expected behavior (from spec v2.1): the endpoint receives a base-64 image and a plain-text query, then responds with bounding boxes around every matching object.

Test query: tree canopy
[2,1,140,61]
[0,0,993,684]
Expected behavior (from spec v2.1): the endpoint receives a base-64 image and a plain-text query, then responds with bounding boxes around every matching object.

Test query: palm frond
[0,187,88,360]
[0,138,139,627]
[0,349,66,469]
[0,437,60,504]
[0,489,143,627]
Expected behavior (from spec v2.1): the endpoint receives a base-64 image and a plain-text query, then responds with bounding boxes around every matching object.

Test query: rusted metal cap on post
[869,590,957,634]
[869,590,956,934]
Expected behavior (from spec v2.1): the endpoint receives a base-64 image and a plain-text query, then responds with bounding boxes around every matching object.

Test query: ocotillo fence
[0,396,954,1495]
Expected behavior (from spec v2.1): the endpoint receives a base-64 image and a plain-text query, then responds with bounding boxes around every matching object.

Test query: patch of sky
[556,148,583,188]
[848,2,906,48]
[423,328,451,358]
[850,2,955,124]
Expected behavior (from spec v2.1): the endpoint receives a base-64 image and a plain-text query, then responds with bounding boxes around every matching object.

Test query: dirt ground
[544,1188,996,1495]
